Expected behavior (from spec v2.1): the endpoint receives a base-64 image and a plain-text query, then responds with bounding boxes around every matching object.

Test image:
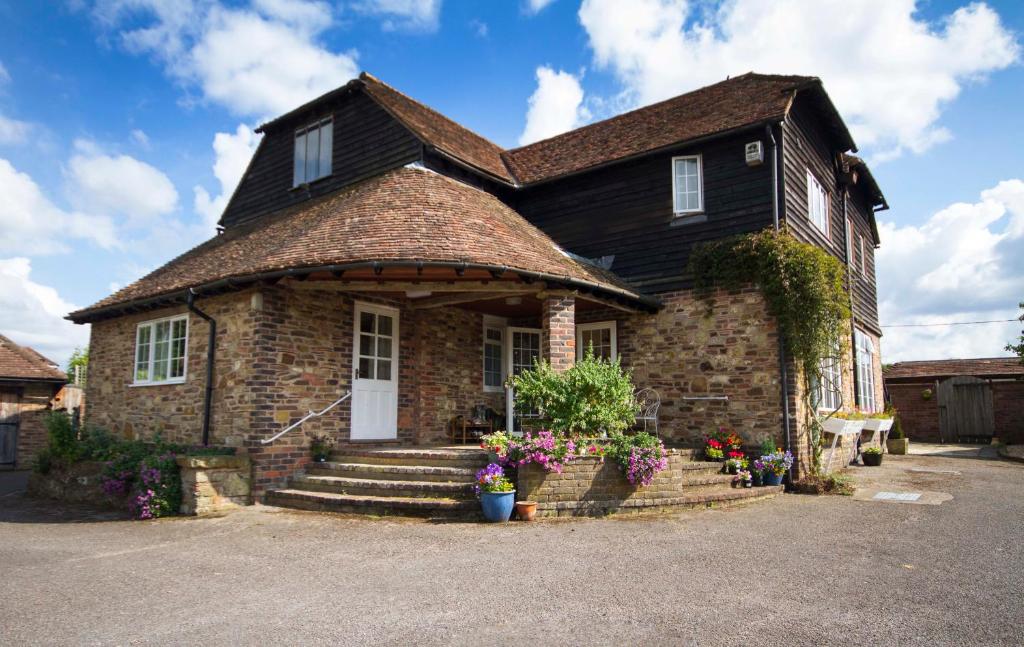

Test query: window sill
[483,386,505,394]
[290,174,334,192]
[671,212,707,226]
[130,379,187,388]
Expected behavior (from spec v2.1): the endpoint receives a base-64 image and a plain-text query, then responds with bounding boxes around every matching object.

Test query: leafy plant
[889,413,905,440]
[67,346,89,384]
[704,438,724,461]
[759,437,778,456]
[481,430,578,473]
[44,411,79,464]
[32,448,53,475]
[863,447,883,456]
[129,452,182,519]
[309,434,333,459]
[1006,301,1024,364]
[605,432,668,487]
[474,463,515,495]
[508,351,639,436]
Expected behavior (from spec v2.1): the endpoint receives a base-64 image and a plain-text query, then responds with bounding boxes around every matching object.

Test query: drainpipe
[844,190,860,411]
[186,288,216,447]
[767,122,793,470]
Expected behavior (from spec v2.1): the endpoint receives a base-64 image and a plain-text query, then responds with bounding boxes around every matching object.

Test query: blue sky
[0,0,1022,366]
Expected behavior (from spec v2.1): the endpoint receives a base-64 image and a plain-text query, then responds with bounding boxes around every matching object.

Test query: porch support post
[541,295,575,372]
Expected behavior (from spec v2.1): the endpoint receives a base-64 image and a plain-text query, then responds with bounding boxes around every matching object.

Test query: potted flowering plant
[704,438,725,461]
[475,463,516,522]
[733,469,753,488]
[309,434,333,462]
[724,451,747,474]
[862,446,883,466]
[756,450,793,486]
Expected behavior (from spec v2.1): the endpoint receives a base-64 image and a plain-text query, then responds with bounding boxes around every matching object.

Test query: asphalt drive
[0,445,1021,646]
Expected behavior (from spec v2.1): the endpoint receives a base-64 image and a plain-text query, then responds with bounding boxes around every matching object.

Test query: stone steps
[290,474,475,499]
[306,461,478,483]
[328,447,489,469]
[536,484,784,517]
[265,489,480,519]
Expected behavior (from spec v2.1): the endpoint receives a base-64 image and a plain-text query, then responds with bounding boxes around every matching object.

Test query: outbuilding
[0,336,68,468]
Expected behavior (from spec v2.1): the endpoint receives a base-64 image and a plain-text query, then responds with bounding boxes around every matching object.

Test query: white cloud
[0,61,9,84]
[877,179,1024,361]
[0,257,90,368]
[469,18,487,38]
[518,66,590,145]
[94,0,358,118]
[130,128,150,148]
[194,123,262,230]
[0,114,31,145]
[66,140,179,222]
[0,158,118,254]
[578,0,1019,161]
[524,0,555,15]
[352,0,442,33]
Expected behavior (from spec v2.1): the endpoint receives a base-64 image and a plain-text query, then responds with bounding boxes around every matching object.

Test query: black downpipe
[186,288,216,447]
[767,122,793,474]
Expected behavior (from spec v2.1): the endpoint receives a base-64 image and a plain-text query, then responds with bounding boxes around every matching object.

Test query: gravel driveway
[1,447,1021,646]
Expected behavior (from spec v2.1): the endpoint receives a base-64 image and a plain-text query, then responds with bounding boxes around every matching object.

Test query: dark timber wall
[220,90,422,229]
[513,130,775,293]
[781,96,881,334]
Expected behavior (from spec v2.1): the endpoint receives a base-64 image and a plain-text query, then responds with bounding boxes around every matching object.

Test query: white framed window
[577,321,617,361]
[672,155,703,214]
[483,317,506,392]
[806,169,829,236]
[845,217,854,266]
[815,354,843,412]
[293,117,333,186]
[133,314,188,385]
[860,235,867,275]
[855,329,878,413]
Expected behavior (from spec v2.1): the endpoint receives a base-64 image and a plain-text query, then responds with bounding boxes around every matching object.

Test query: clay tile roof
[883,358,1024,381]
[70,166,653,321]
[0,335,66,382]
[503,73,822,185]
[359,73,514,183]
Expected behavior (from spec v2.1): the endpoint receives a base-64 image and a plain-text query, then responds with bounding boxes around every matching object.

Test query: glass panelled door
[506,327,541,435]
[351,303,398,440]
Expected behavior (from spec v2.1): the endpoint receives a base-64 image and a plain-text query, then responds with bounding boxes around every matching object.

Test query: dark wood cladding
[220,90,422,229]
[780,97,881,335]
[513,130,774,293]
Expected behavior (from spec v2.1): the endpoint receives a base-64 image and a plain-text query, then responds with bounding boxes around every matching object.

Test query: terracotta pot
[515,500,538,521]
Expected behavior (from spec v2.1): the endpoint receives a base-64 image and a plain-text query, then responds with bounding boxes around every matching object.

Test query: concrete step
[329,447,489,469]
[266,488,481,519]
[290,474,476,499]
[306,461,478,483]
[679,473,737,487]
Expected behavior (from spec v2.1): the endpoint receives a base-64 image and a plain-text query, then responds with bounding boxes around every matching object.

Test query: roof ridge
[506,72,817,155]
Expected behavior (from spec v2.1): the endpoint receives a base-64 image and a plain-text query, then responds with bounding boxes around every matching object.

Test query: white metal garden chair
[635,388,661,437]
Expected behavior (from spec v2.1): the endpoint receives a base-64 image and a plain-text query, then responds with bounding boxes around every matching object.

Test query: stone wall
[177,455,252,516]
[11,383,62,467]
[578,287,785,447]
[27,460,122,507]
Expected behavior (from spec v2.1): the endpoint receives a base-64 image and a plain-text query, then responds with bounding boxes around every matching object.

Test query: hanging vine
[689,228,851,474]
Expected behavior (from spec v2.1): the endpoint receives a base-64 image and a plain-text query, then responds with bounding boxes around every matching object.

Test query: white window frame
[806,169,829,237]
[815,353,843,412]
[132,314,189,386]
[482,316,507,393]
[672,155,704,215]
[293,117,333,186]
[845,217,854,266]
[860,234,867,276]
[576,321,617,361]
[855,329,878,413]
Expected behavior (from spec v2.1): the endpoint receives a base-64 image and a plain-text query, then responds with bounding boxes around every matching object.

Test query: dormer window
[672,155,703,214]
[293,117,333,186]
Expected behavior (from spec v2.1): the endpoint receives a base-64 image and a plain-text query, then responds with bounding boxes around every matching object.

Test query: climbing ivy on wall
[690,229,851,475]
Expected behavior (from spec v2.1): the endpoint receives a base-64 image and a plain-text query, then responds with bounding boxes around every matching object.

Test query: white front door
[506,327,542,435]
[351,302,399,440]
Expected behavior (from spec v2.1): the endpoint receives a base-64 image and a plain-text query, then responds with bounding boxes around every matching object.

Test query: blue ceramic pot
[480,491,516,522]
[763,472,784,486]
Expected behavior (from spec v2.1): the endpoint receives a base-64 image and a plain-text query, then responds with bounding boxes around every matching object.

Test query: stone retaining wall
[177,455,252,516]
[27,461,124,509]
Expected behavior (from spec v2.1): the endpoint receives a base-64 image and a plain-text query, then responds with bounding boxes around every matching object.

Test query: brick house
[69,72,887,496]
[884,358,1024,444]
[0,335,68,468]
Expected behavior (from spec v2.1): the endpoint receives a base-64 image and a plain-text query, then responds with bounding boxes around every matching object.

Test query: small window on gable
[483,318,506,392]
[807,170,829,237]
[293,117,333,186]
[134,315,188,385]
[672,155,703,214]
[577,321,617,361]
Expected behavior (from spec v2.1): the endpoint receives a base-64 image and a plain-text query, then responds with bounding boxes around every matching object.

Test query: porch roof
[69,166,658,323]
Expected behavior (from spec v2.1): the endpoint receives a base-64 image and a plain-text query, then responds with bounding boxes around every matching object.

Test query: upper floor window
[855,329,878,413]
[134,315,188,385]
[806,170,829,236]
[577,321,617,361]
[672,155,703,214]
[293,117,333,186]
[860,234,867,275]
[845,217,854,266]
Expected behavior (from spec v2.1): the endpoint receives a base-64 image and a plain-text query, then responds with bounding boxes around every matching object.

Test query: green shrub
[44,411,79,464]
[32,448,53,475]
[78,426,120,461]
[509,351,639,436]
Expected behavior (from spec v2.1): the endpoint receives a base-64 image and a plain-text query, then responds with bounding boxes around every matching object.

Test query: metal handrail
[260,391,351,445]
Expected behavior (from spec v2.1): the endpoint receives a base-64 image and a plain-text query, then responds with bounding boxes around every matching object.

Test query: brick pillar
[541,295,575,372]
